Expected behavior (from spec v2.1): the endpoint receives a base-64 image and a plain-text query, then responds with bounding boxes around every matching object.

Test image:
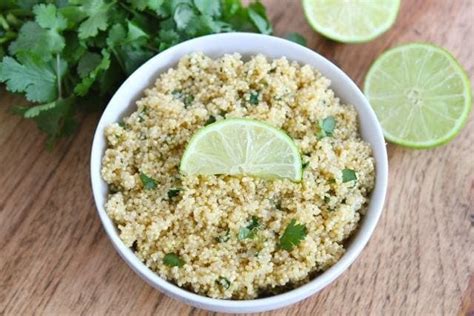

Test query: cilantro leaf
[302,161,309,170]
[127,21,149,44]
[130,0,164,11]
[74,50,110,96]
[33,4,67,31]
[172,90,194,107]
[20,101,57,118]
[185,15,222,36]
[9,21,64,58]
[174,4,195,30]
[221,0,244,20]
[167,188,182,199]
[0,55,57,102]
[139,172,157,190]
[106,22,151,74]
[76,0,111,39]
[204,115,216,126]
[57,6,87,28]
[342,168,357,183]
[216,276,231,289]
[238,216,260,240]
[163,253,184,267]
[14,98,77,148]
[249,91,260,105]
[106,23,127,47]
[96,58,122,95]
[157,29,180,46]
[279,219,307,251]
[215,229,230,243]
[317,116,336,139]
[285,32,307,46]
[194,0,221,16]
[238,227,251,240]
[63,32,86,64]
[248,2,271,35]
[119,45,153,75]
[77,52,102,78]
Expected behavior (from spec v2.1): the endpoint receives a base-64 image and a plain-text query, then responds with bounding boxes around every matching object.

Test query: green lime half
[302,0,400,43]
[364,43,472,148]
[180,118,302,181]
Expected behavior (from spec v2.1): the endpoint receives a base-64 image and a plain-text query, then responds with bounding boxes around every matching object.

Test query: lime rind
[364,42,472,149]
[180,118,303,181]
[302,0,401,43]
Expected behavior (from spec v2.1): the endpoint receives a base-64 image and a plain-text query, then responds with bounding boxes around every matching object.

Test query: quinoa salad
[101,53,375,299]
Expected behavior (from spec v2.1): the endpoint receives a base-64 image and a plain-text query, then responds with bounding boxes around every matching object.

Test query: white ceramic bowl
[90,33,388,313]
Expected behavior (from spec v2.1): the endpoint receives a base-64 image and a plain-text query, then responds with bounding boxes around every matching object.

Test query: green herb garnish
[163,253,184,267]
[183,94,194,107]
[219,110,228,117]
[0,1,276,146]
[285,32,307,46]
[279,219,307,251]
[109,184,119,194]
[342,168,357,183]
[172,90,182,97]
[274,199,283,211]
[317,116,336,139]
[205,115,216,126]
[139,172,157,190]
[172,90,194,108]
[249,91,260,105]
[302,154,310,171]
[138,108,147,122]
[238,216,260,240]
[167,188,182,199]
[215,229,230,243]
[216,276,231,289]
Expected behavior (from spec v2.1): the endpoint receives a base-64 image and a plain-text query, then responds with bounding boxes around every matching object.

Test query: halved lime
[302,0,400,43]
[364,43,472,148]
[180,118,302,181]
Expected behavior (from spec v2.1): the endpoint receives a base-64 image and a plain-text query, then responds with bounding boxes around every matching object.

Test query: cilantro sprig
[163,252,185,267]
[140,172,157,190]
[317,116,336,139]
[238,216,260,240]
[279,219,307,251]
[216,276,231,289]
[342,168,357,183]
[0,1,303,147]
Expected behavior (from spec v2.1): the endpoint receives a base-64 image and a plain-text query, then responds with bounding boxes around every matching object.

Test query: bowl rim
[90,32,388,311]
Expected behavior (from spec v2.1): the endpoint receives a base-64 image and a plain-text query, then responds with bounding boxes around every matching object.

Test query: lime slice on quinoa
[180,118,302,181]
[302,0,400,43]
[364,43,472,148]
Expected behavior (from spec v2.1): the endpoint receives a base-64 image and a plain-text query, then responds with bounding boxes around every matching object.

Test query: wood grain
[0,0,473,315]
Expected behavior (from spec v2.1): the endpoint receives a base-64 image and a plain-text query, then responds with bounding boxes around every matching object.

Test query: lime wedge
[302,0,400,43]
[364,43,472,148]
[180,118,302,181]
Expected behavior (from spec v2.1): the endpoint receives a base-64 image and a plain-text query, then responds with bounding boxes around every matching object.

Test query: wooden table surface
[1,0,473,315]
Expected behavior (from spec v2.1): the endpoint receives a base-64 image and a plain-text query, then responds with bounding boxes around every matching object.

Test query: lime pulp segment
[302,0,400,43]
[180,118,303,181]
[364,43,472,148]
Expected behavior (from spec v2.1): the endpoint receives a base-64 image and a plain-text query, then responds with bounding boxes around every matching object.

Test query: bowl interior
[90,33,388,313]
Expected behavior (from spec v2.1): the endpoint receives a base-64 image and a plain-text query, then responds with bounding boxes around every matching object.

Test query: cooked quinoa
[102,53,375,299]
